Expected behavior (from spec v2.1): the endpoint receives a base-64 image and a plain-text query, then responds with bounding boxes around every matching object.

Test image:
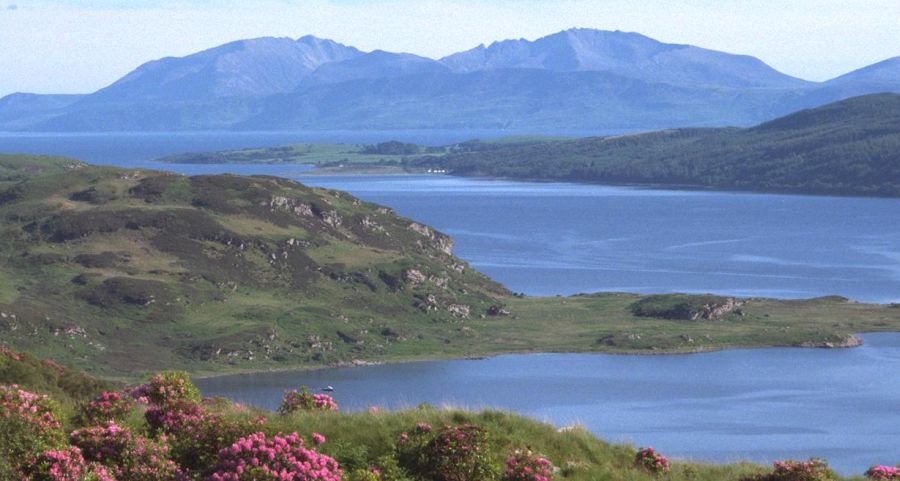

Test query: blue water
[197,333,900,475]
[289,175,900,303]
[3,133,899,473]
[0,133,898,301]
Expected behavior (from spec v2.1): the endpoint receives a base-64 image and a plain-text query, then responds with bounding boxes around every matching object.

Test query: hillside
[2,29,900,132]
[409,93,900,197]
[0,155,509,377]
[1,155,899,379]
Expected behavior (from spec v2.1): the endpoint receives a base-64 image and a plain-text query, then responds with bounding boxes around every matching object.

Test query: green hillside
[0,155,509,378]
[410,93,900,197]
[1,155,899,379]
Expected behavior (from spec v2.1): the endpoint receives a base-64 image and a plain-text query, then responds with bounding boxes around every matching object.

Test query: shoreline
[192,331,876,381]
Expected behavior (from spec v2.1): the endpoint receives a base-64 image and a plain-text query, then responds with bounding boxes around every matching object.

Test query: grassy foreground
[0,364,877,481]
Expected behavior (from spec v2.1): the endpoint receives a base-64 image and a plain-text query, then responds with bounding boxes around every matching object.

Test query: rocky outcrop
[408,222,454,255]
[692,298,743,320]
[404,269,426,285]
[447,304,470,318]
[798,334,862,349]
[269,196,313,217]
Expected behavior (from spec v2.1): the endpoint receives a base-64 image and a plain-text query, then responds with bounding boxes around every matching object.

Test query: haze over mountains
[2,28,899,132]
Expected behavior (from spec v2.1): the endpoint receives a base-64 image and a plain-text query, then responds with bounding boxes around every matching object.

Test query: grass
[267,407,774,481]
[157,143,444,167]
[0,155,897,382]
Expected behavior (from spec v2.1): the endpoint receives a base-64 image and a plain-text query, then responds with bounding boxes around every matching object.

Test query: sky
[1,0,900,97]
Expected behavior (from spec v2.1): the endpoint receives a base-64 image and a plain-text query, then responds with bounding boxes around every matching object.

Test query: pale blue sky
[2,0,899,96]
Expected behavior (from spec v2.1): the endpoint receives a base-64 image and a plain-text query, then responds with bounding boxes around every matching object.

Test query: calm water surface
[2,133,898,302]
[197,333,900,475]
[291,175,900,303]
[3,134,898,473]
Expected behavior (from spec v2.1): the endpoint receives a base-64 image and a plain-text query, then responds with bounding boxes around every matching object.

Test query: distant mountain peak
[441,28,808,88]
[827,56,900,85]
[85,35,363,102]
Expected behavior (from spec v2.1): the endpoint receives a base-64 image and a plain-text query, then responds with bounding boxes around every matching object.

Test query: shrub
[164,409,260,477]
[79,390,134,425]
[145,399,207,434]
[279,386,338,414]
[504,450,554,481]
[70,422,180,481]
[24,447,116,481]
[0,384,67,477]
[742,459,835,481]
[634,447,670,475]
[131,371,201,406]
[206,431,342,481]
[866,466,900,480]
[399,423,497,481]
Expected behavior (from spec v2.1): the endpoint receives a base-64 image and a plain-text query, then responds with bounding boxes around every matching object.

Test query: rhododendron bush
[504,450,554,481]
[24,446,116,481]
[866,465,900,480]
[279,386,338,413]
[79,390,134,425]
[742,458,836,481]
[1,384,66,477]
[634,447,670,475]
[70,422,181,481]
[397,422,497,481]
[206,432,342,481]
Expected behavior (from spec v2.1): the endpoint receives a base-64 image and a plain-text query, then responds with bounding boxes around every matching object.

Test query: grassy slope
[0,347,109,409]
[0,155,898,380]
[406,93,900,197]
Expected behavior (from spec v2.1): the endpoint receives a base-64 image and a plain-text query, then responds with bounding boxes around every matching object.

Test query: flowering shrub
[169,411,260,477]
[312,432,327,445]
[398,423,497,481]
[741,459,835,481]
[279,386,338,414]
[145,399,207,434]
[634,447,670,475]
[206,431,342,481]
[505,450,554,481]
[24,447,116,481]
[131,371,201,406]
[0,384,66,477]
[79,391,134,425]
[866,466,900,480]
[70,422,180,481]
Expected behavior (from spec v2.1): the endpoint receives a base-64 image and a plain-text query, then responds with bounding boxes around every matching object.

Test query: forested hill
[411,93,900,197]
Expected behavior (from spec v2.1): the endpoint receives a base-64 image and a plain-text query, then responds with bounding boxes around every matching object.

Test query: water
[3,133,899,472]
[1,132,898,302]
[289,175,900,303]
[0,130,589,163]
[197,333,900,475]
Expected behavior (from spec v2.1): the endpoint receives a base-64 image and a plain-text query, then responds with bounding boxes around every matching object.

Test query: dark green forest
[409,93,900,197]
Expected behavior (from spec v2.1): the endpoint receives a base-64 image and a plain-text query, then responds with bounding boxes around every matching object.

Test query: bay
[197,333,900,475]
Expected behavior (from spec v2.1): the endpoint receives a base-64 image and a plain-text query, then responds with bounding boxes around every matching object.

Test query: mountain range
[2,28,899,132]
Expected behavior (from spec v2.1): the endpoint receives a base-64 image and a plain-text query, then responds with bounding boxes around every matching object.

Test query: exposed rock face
[799,334,862,349]
[320,209,342,227]
[269,196,313,216]
[630,294,743,321]
[404,269,426,285]
[408,222,454,255]
[447,304,470,318]
[692,298,743,320]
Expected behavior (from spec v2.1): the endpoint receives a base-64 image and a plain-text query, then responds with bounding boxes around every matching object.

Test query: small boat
[321,386,334,392]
